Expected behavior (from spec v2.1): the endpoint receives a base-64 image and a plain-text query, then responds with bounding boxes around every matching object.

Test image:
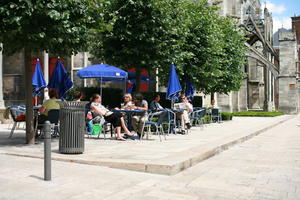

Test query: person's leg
[182,110,191,129]
[120,117,133,135]
[105,113,126,140]
[131,116,139,133]
[182,111,190,123]
[137,115,147,136]
[181,114,185,130]
[115,126,126,140]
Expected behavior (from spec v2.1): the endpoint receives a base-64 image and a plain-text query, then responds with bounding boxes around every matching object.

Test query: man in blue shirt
[150,94,168,124]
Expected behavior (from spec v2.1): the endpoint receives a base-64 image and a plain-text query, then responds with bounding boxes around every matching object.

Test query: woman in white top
[120,93,134,109]
[90,94,133,141]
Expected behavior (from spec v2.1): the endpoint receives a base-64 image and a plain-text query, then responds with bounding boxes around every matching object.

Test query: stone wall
[278,32,300,114]
[3,51,26,106]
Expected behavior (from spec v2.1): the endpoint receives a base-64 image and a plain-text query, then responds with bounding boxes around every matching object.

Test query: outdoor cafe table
[112,109,144,131]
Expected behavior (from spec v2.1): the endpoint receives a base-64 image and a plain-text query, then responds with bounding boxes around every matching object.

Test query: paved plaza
[1,115,300,199]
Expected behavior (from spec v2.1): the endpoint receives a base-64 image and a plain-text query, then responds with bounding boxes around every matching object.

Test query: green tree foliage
[0,0,95,54]
[91,0,168,91]
[208,17,247,94]
[157,0,247,95]
[0,0,97,144]
[94,0,247,95]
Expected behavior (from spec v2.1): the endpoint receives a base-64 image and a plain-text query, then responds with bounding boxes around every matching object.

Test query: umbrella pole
[124,77,127,94]
[100,77,102,96]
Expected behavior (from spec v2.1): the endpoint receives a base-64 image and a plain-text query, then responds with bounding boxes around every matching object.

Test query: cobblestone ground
[1,115,300,200]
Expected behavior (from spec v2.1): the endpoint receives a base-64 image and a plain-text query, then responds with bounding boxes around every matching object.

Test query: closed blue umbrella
[48,60,73,99]
[185,77,195,101]
[32,59,47,96]
[166,64,182,101]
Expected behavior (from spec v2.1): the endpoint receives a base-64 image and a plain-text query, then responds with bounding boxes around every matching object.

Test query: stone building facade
[277,16,300,114]
[204,0,279,112]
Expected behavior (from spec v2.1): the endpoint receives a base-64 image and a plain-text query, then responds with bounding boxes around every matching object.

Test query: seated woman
[90,94,133,141]
[120,93,134,109]
[176,94,193,133]
[38,88,60,124]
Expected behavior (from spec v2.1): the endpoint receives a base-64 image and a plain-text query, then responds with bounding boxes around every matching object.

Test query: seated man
[149,94,168,124]
[131,93,148,138]
[176,94,193,133]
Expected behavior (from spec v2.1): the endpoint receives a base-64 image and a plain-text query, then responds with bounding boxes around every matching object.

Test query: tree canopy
[91,0,247,94]
[0,0,96,55]
[0,0,99,144]
[156,0,247,95]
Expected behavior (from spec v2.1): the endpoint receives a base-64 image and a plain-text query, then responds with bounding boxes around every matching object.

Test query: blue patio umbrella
[185,77,195,101]
[77,64,128,79]
[166,64,182,101]
[77,64,128,95]
[48,60,73,99]
[32,59,46,96]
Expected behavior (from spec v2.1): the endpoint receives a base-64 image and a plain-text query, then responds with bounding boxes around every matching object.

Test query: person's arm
[149,101,156,111]
[134,101,148,111]
[39,101,47,113]
[91,105,107,116]
[187,103,193,113]
[39,107,46,113]
[121,104,130,110]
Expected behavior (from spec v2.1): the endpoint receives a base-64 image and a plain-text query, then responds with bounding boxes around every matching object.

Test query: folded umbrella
[48,60,73,99]
[185,77,195,101]
[32,59,46,96]
[166,64,182,101]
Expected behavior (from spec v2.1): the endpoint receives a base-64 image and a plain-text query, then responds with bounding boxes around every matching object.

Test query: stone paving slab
[0,115,294,175]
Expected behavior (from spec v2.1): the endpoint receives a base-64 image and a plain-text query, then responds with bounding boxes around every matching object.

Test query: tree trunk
[210,92,215,105]
[24,47,34,144]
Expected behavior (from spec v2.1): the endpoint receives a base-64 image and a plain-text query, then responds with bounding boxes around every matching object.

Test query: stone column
[239,78,248,111]
[263,65,270,111]
[83,52,88,87]
[232,91,240,112]
[217,93,233,112]
[0,44,5,108]
[248,58,260,109]
[278,32,299,114]
[43,51,49,100]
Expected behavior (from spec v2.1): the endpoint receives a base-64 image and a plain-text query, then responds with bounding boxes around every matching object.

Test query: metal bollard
[44,121,51,181]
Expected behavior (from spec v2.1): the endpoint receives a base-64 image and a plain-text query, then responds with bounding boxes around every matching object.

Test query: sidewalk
[0,115,294,175]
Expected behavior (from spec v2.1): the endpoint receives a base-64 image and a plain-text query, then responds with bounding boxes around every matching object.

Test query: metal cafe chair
[8,106,26,138]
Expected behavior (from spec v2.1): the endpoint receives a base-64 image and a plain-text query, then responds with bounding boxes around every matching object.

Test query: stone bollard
[43,121,51,181]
